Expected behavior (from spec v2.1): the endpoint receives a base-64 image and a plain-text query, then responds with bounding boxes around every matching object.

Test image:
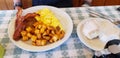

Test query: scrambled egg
[35,8,63,29]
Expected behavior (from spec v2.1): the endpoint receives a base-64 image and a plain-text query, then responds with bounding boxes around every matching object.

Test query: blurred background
[0,0,120,10]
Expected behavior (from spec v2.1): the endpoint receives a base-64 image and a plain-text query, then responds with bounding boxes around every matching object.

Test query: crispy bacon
[13,8,38,41]
[13,19,26,41]
[15,7,23,28]
[24,13,38,20]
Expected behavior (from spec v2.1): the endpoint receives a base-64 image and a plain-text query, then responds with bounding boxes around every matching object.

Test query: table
[0,5,120,58]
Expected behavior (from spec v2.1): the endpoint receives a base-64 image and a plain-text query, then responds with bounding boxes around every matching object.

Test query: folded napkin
[0,44,5,58]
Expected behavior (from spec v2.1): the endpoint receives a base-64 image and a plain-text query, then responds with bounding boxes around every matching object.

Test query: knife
[86,8,120,25]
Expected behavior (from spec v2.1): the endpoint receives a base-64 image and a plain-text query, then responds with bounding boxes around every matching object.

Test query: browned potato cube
[34,29,40,34]
[47,26,54,30]
[49,33,54,37]
[46,29,50,34]
[42,24,47,29]
[42,32,48,36]
[27,32,32,38]
[49,39,53,43]
[37,34,41,39]
[21,31,27,36]
[40,28,45,33]
[56,30,61,34]
[26,27,32,32]
[51,30,55,34]
[32,42,36,46]
[41,40,47,46]
[31,35,37,42]
[22,36,29,41]
[56,26,61,31]
[36,40,41,46]
[52,35,59,42]
[42,36,51,40]
[59,30,65,39]
[37,25,42,29]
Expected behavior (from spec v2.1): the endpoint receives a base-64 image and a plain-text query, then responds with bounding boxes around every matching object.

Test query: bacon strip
[13,18,26,41]
[24,13,38,20]
[15,7,23,28]
[13,8,38,41]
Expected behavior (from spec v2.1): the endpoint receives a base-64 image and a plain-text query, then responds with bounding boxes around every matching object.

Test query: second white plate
[76,18,116,51]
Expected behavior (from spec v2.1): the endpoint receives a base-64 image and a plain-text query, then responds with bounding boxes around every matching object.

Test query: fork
[86,8,120,25]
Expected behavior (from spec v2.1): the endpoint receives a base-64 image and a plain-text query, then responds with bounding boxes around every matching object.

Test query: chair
[0,0,14,10]
[72,0,84,7]
[21,0,84,9]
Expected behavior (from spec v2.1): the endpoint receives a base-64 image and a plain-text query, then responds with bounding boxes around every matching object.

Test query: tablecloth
[0,5,120,58]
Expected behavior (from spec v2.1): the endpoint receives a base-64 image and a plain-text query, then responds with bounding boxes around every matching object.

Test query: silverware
[86,8,120,25]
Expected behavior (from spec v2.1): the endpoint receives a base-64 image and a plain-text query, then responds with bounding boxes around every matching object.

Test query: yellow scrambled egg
[35,8,63,29]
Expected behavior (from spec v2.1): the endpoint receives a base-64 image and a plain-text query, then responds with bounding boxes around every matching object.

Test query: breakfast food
[13,8,65,46]
[82,19,99,39]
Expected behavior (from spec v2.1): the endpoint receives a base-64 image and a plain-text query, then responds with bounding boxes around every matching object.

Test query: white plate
[8,6,73,52]
[76,18,116,51]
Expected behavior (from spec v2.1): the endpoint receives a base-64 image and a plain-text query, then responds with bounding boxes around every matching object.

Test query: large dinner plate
[8,6,73,52]
[77,18,120,51]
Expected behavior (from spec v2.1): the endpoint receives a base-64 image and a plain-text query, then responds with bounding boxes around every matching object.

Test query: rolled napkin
[82,19,99,39]
[0,44,5,58]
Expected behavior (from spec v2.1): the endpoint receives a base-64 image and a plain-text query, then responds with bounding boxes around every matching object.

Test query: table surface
[0,5,120,58]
